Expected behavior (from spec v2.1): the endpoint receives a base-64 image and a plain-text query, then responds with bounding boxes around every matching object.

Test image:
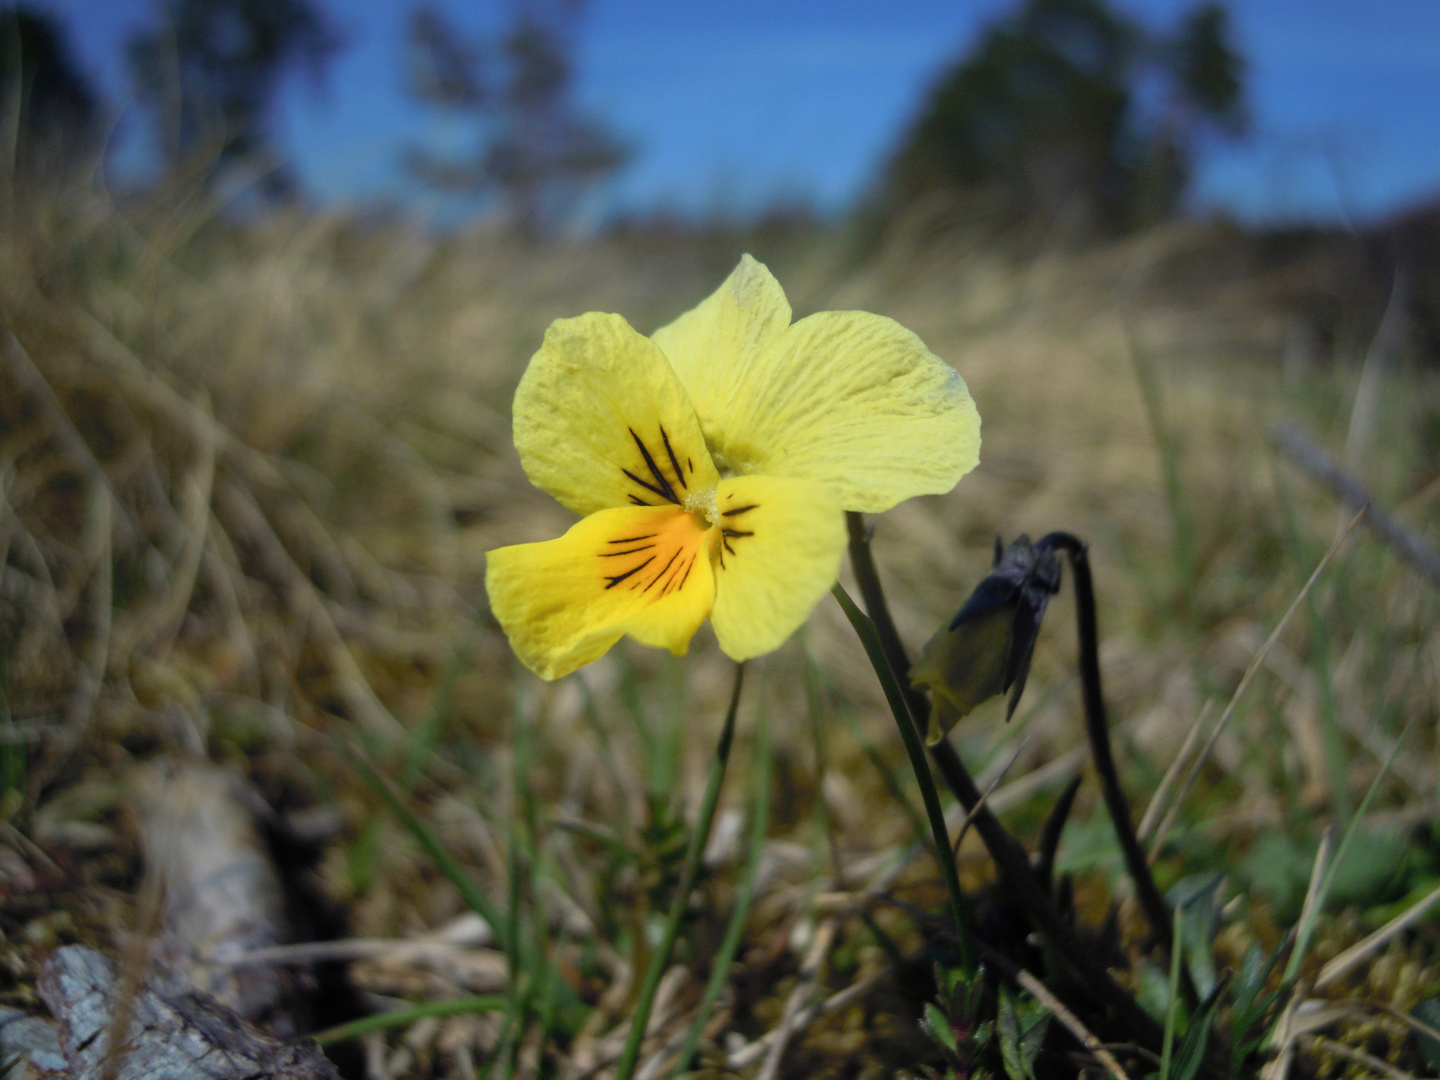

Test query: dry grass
[2,176,1438,1079]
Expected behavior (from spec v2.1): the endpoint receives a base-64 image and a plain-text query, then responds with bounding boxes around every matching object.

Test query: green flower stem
[832,582,974,970]
[843,514,935,728]
[613,662,745,1080]
[843,513,1180,1067]
[313,995,507,1045]
[669,699,772,1078]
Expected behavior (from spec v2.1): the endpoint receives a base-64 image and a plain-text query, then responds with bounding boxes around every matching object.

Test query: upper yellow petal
[514,312,720,517]
[708,475,846,662]
[680,309,980,513]
[485,506,716,680]
[650,254,792,446]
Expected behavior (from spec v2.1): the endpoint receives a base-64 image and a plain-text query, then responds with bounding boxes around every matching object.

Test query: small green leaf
[1327,829,1409,907]
[1231,943,1265,1015]
[1170,874,1223,999]
[997,985,1050,1080]
[998,988,1023,1080]
[1169,981,1225,1080]
[1230,938,1285,1050]
[923,1001,960,1056]
[1239,832,1315,918]
[1137,960,1175,1024]
[1054,811,1123,878]
[1411,1000,1440,1073]
[973,1019,994,1049]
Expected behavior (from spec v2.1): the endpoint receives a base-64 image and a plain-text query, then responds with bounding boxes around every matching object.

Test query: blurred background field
[1,2,1439,1079]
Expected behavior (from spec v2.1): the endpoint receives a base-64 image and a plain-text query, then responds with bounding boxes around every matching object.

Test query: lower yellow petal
[708,475,845,661]
[486,506,716,680]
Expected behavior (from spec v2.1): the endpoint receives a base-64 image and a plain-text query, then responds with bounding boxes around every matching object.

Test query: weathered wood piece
[26,945,341,1080]
[0,1005,70,1078]
[131,759,300,1032]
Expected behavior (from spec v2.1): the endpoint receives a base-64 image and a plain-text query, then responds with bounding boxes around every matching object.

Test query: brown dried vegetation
[2,177,1439,1078]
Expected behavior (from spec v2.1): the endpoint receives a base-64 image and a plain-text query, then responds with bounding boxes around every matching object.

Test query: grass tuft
[1,178,1438,1078]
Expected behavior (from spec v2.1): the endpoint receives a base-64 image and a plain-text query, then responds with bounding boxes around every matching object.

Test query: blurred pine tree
[872,0,1247,240]
[0,7,99,179]
[402,1,629,238]
[127,0,341,198]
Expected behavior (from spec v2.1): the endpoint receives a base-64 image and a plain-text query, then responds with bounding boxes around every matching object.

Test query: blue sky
[32,0,1440,225]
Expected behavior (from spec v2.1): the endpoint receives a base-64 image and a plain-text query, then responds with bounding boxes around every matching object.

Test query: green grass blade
[400,625,477,790]
[498,683,537,1080]
[1126,323,1197,602]
[1171,982,1225,1080]
[349,751,507,951]
[313,995,506,1045]
[577,674,632,836]
[1274,472,1352,824]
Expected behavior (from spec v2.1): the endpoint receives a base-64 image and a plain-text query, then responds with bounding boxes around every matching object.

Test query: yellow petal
[692,310,980,513]
[514,312,720,517]
[708,475,845,661]
[486,506,716,680]
[650,255,792,444]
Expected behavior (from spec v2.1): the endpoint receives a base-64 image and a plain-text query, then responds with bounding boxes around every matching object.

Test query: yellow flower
[485,255,981,679]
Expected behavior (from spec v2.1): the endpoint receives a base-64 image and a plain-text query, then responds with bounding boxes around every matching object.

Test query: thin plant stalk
[349,752,507,951]
[400,623,478,790]
[1127,325,1197,603]
[1150,506,1366,858]
[489,683,532,1080]
[1040,532,1173,954]
[844,513,1177,1065]
[578,675,633,836]
[843,514,933,729]
[832,581,974,970]
[804,649,844,879]
[504,682,544,1080]
[612,662,746,1080]
[1138,701,1213,843]
[1304,581,1351,825]
[1316,880,1440,991]
[669,696,772,1078]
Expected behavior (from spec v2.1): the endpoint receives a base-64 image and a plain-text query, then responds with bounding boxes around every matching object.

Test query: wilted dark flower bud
[909,534,1062,744]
